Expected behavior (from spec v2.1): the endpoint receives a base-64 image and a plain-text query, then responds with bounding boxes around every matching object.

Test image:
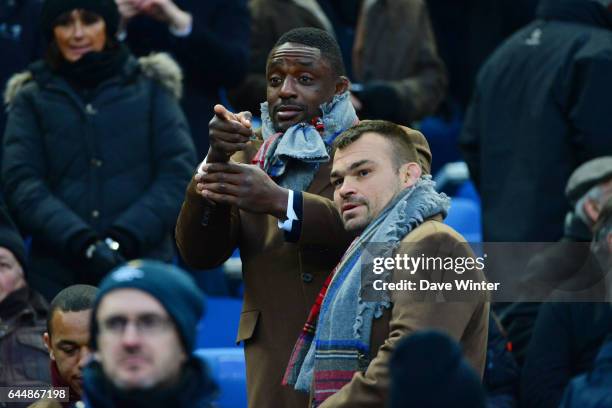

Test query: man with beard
[81,260,216,408]
[175,27,433,408]
[284,120,488,406]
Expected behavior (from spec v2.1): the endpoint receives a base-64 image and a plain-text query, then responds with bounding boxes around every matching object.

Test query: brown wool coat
[175,127,435,408]
[230,0,447,125]
[175,141,352,408]
[310,218,490,407]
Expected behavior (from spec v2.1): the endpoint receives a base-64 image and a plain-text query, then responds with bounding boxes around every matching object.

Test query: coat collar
[537,0,612,30]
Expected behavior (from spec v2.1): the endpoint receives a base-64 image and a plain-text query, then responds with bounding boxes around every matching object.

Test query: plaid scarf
[283,177,450,406]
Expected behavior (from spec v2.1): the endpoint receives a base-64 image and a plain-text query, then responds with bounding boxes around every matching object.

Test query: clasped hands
[194,105,289,219]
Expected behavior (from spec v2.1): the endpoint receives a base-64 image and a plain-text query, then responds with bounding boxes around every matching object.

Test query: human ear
[583,199,600,225]
[335,76,350,95]
[400,162,422,188]
[43,332,56,360]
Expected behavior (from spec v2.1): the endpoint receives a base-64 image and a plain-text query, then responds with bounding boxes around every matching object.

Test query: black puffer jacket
[460,0,612,242]
[2,53,196,298]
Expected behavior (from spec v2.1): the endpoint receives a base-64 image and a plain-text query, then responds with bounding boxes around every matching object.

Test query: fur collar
[4,52,183,105]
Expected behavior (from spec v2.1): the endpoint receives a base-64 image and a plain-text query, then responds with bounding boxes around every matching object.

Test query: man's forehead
[268,43,324,66]
[332,134,393,173]
[51,309,91,339]
[96,288,168,317]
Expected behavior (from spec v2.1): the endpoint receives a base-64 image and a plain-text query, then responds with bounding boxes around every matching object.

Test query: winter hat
[566,157,612,205]
[0,205,27,273]
[41,0,120,42]
[389,330,486,408]
[90,260,205,353]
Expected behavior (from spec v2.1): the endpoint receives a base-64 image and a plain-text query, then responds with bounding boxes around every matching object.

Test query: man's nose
[338,178,356,198]
[77,346,91,368]
[120,322,142,347]
[279,77,298,99]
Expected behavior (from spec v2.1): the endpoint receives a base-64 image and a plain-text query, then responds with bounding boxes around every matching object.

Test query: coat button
[85,104,97,115]
[90,158,102,167]
[91,210,100,218]
[301,273,313,283]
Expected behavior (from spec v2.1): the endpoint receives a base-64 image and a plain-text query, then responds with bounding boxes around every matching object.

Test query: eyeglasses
[100,314,173,336]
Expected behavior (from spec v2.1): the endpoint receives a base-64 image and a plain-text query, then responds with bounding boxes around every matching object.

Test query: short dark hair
[273,27,346,77]
[47,284,98,336]
[334,120,419,170]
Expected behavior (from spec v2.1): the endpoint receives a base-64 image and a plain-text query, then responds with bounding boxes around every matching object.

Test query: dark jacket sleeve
[361,2,446,124]
[110,83,196,253]
[2,88,94,253]
[161,0,249,90]
[564,52,612,162]
[520,303,573,408]
[459,85,482,190]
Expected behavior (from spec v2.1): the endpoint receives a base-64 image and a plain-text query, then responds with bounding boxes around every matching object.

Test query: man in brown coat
[230,0,446,125]
[283,120,489,407]
[176,28,432,408]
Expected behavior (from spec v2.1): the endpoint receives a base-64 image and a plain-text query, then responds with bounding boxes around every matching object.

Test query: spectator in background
[114,0,249,158]
[520,198,612,408]
[460,0,612,242]
[82,260,216,408]
[0,202,50,406]
[230,0,446,126]
[558,199,612,407]
[33,285,98,408]
[389,330,486,408]
[499,157,612,365]
[2,0,195,301]
[426,0,538,111]
[0,0,43,171]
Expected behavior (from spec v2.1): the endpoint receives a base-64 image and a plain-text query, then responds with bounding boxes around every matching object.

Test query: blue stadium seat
[196,348,247,408]
[455,180,480,203]
[196,296,243,348]
[445,197,482,243]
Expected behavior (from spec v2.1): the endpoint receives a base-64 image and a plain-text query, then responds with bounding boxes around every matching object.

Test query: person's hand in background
[138,0,192,32]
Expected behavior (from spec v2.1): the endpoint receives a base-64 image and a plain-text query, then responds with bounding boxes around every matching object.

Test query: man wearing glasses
[81,260,217,407]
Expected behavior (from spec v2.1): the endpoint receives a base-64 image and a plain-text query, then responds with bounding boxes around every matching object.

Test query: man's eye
[332,179,343,188]
[358,169,370,177]
[104,317,126,332]
[269,77,282,86]
[299,76,313,84]
[60,346,77,355]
